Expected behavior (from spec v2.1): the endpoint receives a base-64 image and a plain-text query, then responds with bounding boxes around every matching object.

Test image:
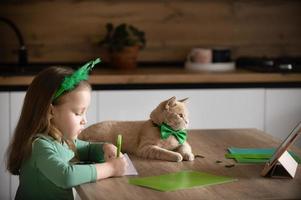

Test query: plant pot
[110,46,140,70]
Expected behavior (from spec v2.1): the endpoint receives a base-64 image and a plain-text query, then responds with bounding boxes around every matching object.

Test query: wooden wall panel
[0,0,300,63]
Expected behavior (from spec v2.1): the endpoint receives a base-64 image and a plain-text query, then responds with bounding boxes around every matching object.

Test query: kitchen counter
[1,67,301,90]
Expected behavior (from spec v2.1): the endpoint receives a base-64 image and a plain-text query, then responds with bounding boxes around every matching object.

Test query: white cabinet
[265,89,301,147]
[10,92,26,200]
[86,91,98,126]
[97,90,185,121]
[0,91,25,200]
[183,89,264,129]
[0,92,10,200]
[97,89,265,130]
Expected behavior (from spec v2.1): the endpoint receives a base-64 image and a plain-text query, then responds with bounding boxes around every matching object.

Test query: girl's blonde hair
[6,66,91,175]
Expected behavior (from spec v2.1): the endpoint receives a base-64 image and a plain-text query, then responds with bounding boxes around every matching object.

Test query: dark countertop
[1,67,301,90]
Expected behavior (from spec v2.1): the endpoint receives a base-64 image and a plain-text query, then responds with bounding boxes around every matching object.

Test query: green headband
[53,58,101,101]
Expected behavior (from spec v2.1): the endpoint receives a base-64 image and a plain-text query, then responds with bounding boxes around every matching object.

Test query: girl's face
[51,85,91,141]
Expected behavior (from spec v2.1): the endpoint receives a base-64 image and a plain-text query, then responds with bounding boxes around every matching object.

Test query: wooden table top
[76,129,301,200]
[1,68,301,86]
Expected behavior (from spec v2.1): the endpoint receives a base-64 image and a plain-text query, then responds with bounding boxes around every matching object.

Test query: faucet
[0,17,28,66]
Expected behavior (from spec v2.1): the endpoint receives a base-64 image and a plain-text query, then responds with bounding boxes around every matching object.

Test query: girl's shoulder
[33,133,55,143]
[32,134,58,151]
[35,133,55,141]
[32,134,74,159]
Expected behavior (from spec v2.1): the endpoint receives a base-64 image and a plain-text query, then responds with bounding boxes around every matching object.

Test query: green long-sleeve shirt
[15,134,105,200]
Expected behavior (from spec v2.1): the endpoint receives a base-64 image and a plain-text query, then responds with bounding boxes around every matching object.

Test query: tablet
[261,121,301,177]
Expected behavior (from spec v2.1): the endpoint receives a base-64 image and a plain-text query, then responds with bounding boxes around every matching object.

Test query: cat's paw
[183,153,195,161]
[172,153,183,162]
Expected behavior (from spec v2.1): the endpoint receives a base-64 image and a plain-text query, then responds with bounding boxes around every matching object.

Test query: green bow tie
[160,123,187,144]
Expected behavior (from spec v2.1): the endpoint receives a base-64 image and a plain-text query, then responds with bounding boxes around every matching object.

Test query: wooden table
[76,129,301,200]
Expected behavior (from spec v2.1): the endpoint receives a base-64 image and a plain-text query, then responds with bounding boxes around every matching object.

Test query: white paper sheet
[124,153,139,176]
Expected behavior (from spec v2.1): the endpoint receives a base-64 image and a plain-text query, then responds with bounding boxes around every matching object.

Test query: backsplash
[0,0,301,63]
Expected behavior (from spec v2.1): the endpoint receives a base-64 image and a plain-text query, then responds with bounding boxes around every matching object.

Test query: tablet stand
[261,121,301,178]
[266,151,298,178]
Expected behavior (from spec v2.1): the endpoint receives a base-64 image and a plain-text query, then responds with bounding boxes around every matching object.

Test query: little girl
[6,58,127,200]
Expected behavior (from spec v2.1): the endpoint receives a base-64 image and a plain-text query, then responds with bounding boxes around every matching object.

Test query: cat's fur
[79,97,194,162]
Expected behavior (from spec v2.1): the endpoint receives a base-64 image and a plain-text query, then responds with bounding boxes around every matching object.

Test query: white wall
[0,92,10,200]
[265,89,301,147]
[97,89,265,130]
[10,92,26,199]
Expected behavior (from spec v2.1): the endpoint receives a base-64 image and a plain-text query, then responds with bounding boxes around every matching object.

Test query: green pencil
[117,134,122,157]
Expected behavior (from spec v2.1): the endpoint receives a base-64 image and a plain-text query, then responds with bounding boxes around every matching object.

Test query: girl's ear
[49,104,55,118]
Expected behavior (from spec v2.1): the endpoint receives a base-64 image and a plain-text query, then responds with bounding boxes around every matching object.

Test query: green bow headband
[52,58,101,101]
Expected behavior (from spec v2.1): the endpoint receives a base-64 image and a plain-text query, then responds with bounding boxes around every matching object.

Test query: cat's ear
[179,97,189,103]
[165,96,177,109]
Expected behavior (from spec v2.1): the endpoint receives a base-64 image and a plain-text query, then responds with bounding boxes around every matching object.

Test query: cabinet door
[86,91,98,126]
[97,89,264,130]
[265,89,301,147]
[187,89,264,129]
[97,90,184,121]
[10,92,26,200]
[0,92,10,200]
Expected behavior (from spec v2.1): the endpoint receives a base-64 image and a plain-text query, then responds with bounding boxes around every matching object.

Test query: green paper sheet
[128,170,237,192]
[226,147,301,163]
[225,154,270,163]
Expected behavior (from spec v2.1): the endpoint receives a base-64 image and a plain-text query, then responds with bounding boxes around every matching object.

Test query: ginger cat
[79,96,194,162]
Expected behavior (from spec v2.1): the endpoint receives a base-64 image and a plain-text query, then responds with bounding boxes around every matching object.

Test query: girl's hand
[103,143,117,161]
[94,154,128,179]
[109,156,128,177]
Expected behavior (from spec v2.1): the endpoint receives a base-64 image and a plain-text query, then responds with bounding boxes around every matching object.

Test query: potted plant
[98,23,146,70]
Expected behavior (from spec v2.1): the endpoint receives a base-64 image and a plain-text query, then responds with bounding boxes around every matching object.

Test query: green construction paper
[225,153,269,163]
[128,170,236,192]
[226,147,301,163]
[225,156,269,163]
[225,153,272,159]
[229,147,278,154]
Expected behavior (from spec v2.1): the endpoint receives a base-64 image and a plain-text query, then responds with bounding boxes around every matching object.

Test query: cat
[78,96,194,162]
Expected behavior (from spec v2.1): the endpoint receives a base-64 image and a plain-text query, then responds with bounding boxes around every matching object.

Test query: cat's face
[150,97,189,131]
